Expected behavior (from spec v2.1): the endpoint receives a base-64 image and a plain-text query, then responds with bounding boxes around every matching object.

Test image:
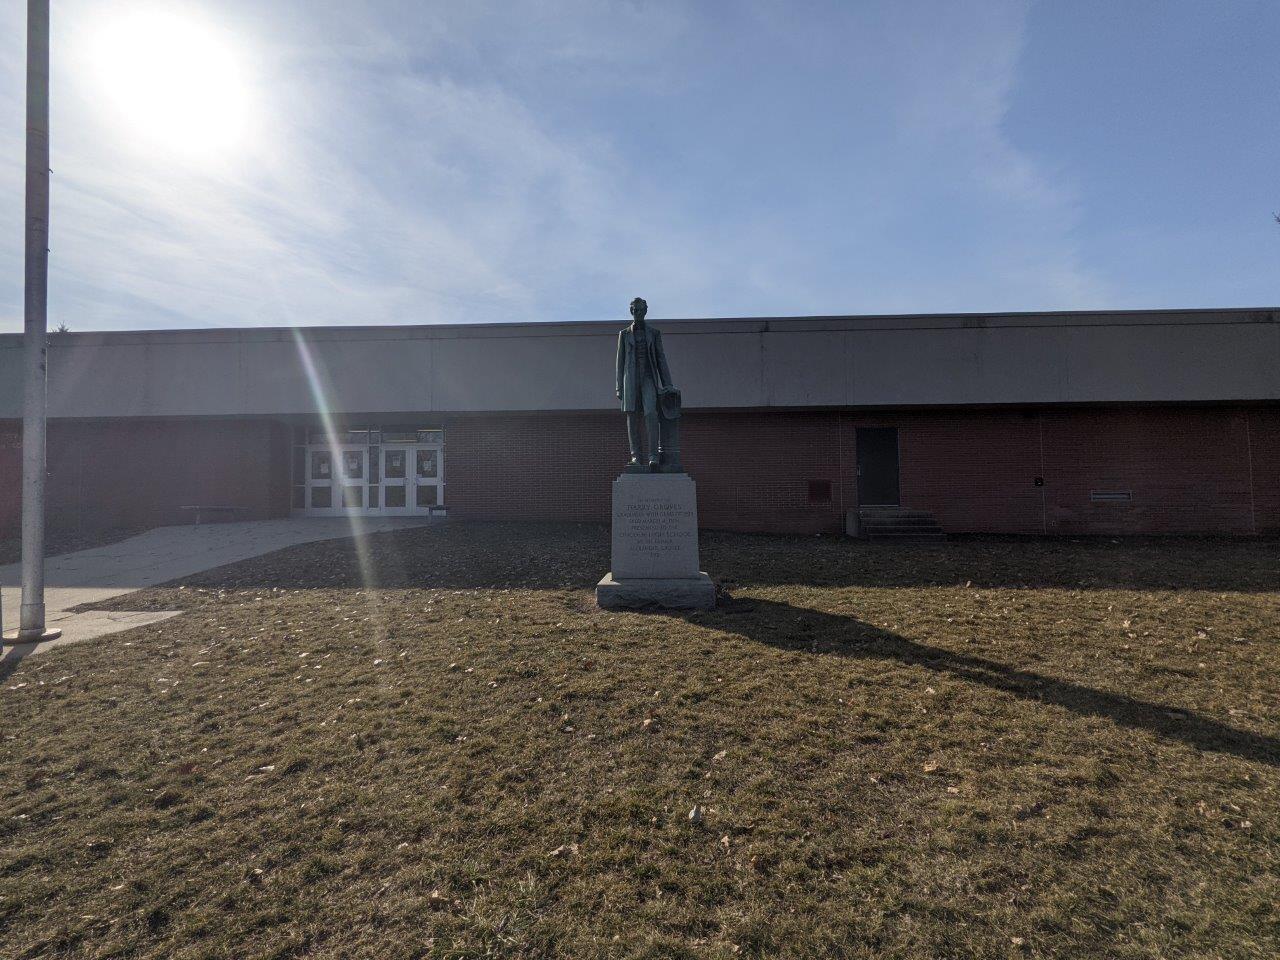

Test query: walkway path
[0,517,431,656]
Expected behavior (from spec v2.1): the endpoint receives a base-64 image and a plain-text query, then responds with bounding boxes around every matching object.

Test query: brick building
[0,308,1277,537]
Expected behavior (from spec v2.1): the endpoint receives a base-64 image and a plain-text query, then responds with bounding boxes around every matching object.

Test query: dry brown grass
[1,523,1277,958]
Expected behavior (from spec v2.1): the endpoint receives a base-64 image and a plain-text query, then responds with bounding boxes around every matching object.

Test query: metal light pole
[8,0,60,644]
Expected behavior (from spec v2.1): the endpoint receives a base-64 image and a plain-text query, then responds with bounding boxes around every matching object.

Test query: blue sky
[0,0,1277,330]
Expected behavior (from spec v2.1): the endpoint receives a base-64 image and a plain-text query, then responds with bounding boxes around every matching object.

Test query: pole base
[2,627,62,645]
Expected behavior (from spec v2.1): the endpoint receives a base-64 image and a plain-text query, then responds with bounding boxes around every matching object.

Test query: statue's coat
[616,326,673,413]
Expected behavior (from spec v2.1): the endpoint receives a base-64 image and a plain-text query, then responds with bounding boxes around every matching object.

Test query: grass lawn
[1,523,1277,959]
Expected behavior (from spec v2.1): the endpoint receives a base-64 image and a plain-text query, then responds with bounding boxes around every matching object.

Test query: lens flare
[291,329,386,636]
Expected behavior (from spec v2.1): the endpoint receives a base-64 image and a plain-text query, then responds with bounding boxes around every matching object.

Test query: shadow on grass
[0,643,36,686]
[681,596,1280,768]
[703,531,1280,593]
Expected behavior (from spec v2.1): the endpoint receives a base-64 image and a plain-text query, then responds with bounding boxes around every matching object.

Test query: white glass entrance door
[381,447,411,513]
[414,446,443,511]
[306,447,335,511]
[337,447,367,510]
[380,443,443,514]
[303,438,442,517]
[306,445,368,514]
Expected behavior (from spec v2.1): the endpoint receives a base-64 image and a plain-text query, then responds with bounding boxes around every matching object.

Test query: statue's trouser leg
[626,412,644,462]
[645,413,661,465]
[639,379,660,464]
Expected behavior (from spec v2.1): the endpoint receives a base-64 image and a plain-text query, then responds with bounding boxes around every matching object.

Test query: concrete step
[855,506,945,541]
[863,530,947,542]
[860,515,939,527]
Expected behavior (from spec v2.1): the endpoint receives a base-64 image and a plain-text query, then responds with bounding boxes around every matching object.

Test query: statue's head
[629,297,648,323]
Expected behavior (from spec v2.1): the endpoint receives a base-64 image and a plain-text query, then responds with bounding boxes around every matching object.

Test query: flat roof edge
[1,306,1277,348]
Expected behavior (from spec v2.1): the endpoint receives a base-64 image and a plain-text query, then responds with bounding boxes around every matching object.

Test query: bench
[179,505,242,526]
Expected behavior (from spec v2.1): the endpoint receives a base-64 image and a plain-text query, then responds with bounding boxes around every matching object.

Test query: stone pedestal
[596,472,715,610]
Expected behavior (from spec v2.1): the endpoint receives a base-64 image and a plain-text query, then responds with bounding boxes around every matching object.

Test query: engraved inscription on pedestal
[598,471,715,610]
[611,473,699,579]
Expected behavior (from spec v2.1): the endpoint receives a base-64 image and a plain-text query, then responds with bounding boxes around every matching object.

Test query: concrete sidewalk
[1,517,431,656]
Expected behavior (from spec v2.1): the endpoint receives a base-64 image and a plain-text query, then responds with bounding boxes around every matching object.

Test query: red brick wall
[1246,408,1280,534]
[1038,408,1256,535]
[684,412,850,533]
[441,411,852,534]
[1,407,1276,538]
[898,411,1047,535]
[0,426,19,535]
[897,407,1269,535]
[444,406,1280,536]
[0,418,292,537]
[441,413,624,523]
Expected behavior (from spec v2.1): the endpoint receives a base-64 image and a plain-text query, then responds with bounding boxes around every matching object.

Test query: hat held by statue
[659,385,681,420]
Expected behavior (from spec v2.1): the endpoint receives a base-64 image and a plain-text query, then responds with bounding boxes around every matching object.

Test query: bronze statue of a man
[616,297,682,472]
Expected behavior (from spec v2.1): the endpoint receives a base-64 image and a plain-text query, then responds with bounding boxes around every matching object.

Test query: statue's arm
[615,331,625,399]
[655,329,674,391]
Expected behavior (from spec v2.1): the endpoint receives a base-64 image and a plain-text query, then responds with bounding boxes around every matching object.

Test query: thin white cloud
[0,0,1110,331]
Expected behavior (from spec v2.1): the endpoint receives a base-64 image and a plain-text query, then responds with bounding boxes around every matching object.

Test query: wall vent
[1089,490,1133,503]
[808,480,833,504]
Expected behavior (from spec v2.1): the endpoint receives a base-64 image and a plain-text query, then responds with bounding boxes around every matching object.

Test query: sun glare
[81,4,255,163]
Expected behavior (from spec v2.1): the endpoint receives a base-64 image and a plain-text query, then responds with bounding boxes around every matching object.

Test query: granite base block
[595,572,716,611]
[611,472,700,580]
